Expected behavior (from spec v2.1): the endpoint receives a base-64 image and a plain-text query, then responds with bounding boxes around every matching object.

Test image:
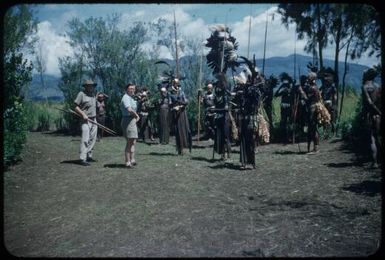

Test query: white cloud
[34,21,73,76]
[29,4,379,77]
[230,6,308,60]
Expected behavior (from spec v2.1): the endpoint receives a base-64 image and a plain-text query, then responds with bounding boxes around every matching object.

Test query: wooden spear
[56,107,118,136]
[173,10,179,78]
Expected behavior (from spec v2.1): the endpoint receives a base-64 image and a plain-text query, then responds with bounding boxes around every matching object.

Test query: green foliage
[57,57,84,134]
[23,101,63,132]
[3,99,28,168]
[4,5,37,57]
[3,5,37,169]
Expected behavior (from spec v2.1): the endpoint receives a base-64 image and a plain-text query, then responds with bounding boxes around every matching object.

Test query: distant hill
[26,74,63,101]
[26,54,373,101]
[261,54,371,88]
[169,54,371,90]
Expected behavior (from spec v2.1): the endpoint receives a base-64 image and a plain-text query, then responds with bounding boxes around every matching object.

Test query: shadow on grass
[326,161,364,168]
[147,152,177,156]
[60,159,83,165]
[242,249,265,257]
[274,150,307,155]
[209,162,242,170]
[103,164,130,168]
[329,138,343,143]
[137,140,160,145]
[191,156,220,163]
[192,145,208,149]
[342,180,381,197]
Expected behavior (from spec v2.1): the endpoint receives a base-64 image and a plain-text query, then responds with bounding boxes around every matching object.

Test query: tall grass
[337,91,360,137]
[24,100,64,131]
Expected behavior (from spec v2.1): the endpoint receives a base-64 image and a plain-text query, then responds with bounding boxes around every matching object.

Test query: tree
[62,14,150,132]
[3,5,37,167]
[278,3,381,129]
[57,56,85,134]
[278,4,329,69]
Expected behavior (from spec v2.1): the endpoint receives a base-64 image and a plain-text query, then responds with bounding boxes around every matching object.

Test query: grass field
[3,131,381,257]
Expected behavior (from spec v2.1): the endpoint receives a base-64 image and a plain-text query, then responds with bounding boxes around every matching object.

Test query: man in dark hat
[362,68,381,168]
[74,79,98,166]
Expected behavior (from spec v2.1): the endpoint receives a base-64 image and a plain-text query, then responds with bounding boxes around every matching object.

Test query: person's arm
[74,92,88,120]
[298,86,308,100]
[363,86,381,115]
[274,85,283,97]
[74,105,88,120]
[127,106,140,120]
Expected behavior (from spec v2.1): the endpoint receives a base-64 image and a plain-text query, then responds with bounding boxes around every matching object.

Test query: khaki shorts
[121,117,138,139]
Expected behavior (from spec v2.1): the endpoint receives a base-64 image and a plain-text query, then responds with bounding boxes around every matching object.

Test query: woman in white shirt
[120,83,140,168]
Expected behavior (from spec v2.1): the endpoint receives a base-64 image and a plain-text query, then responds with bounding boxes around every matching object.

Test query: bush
[3,99,28,168]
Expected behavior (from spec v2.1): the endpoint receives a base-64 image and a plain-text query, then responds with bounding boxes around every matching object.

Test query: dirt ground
[3,131,382,257]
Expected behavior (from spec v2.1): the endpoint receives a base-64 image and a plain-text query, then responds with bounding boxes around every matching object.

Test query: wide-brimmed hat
[82,79,97,86]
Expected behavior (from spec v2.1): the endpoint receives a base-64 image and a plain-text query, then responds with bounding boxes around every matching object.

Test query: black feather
[154,60,171,67]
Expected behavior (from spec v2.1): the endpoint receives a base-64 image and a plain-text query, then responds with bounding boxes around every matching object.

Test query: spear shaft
[262,9,268,75]
[173,10,179,78]
[247,7,252,59]
[56,107,117,136]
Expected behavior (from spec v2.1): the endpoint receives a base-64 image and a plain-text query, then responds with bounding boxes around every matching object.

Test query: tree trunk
[334,26,341,123]
[316,4,324,69]
[339,35,352,120]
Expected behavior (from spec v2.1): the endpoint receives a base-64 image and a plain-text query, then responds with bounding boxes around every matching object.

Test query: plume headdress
[205,24,239,75]
[154,60,185,91]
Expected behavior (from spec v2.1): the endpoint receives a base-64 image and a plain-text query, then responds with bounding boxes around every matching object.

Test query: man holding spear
[74,79,99,166]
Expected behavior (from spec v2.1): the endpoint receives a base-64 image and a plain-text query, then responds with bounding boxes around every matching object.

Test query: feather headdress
[205,24,239,75]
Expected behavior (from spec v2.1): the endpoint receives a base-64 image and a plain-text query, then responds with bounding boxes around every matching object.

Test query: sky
[14,3,380,76]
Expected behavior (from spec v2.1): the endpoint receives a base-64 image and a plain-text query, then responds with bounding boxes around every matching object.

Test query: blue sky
[17,3,380,76]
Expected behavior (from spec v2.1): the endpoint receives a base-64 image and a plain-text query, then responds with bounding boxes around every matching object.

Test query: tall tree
[278,4,329,70]
[63,14,149,132]
[338,4,380,120]
[3,5,37,167]
[278,3,381,128]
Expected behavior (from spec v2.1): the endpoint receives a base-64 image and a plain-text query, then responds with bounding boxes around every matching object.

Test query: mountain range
[26,54,372,101]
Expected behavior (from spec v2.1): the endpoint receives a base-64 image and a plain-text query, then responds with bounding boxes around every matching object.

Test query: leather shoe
[80,160,91,166]
[87,158,98,162]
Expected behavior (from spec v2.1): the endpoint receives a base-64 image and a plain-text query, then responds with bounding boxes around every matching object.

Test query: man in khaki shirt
[74,79,98,166]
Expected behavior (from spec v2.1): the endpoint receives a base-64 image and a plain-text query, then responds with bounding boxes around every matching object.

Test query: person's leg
[125,139,131,167]
[130,139,137,165]
[314,128,320,152]
[80,122,90,162]
[307,123,312,153]
[87,121,98,160]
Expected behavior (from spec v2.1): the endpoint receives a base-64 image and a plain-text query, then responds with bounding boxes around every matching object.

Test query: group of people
[73,77,193,167]
[73,65,381,169]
